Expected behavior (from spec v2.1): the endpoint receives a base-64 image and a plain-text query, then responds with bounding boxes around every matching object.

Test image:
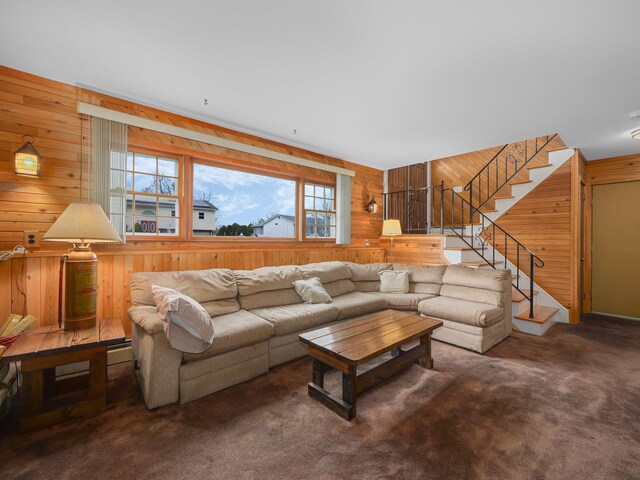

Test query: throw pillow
[379,270,410,294]
[152,285,215,354]
[292,277,332,304]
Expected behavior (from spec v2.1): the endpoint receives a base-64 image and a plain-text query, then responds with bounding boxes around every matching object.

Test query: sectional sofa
[128,261,512,409]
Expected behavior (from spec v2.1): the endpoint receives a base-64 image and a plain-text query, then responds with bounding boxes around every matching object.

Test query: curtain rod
[77,102,355,177]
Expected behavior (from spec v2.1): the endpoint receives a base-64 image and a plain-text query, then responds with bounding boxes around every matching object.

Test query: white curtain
[335,173,352,244]
[91,117,127,242]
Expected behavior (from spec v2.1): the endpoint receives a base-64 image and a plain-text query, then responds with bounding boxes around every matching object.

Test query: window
[124,150,179,236]
[304,183,336,238]
[192,162,296,238]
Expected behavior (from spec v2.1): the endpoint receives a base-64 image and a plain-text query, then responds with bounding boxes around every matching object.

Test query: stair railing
[464,134,557,216]
[383,182,543,318]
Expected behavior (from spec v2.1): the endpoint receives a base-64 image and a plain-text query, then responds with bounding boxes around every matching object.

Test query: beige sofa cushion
[250,303,339,336]
[442,265,511,292]
[417,296,504,327]
[297,262,355,297]
[353,280,382,293]
[129,268,240,317]
[182,310,274,362]
[330,291,387,320]
[369,292,437,311]
[440,284,503,307]
[393,264,446,295]
[234,266,303,310]
[345,262,393,281]
[128,305,164,335]
[379,270,410,293]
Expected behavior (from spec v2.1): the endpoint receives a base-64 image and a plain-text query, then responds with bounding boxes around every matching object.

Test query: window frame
[302,181,337,241]
[123,147,184,240]
[119,143,337,243]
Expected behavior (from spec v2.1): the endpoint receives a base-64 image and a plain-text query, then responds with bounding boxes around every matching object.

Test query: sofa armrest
[132,322,182,409]
[128,305,165,335]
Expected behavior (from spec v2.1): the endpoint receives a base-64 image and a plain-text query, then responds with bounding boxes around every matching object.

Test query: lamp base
[62,246,98,331]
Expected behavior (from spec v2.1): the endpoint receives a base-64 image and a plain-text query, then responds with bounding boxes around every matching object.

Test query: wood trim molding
[77,102,356,177]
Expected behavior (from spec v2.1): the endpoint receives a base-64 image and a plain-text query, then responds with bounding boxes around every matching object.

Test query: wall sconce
[365,196,378,214]
[14,136,42,177]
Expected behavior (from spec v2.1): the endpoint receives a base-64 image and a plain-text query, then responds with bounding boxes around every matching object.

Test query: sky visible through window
[193,163,296,226]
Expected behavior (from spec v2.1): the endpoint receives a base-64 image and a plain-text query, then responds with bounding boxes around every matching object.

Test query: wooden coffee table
[3,318,125,432]
[299,310,442,420]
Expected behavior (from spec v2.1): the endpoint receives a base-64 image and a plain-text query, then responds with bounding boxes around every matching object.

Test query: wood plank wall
[379,235,448,266]
[0,66,386,336]
[497,160,573,309]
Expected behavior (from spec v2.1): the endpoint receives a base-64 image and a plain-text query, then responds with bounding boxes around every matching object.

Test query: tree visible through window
[305,183,336,238]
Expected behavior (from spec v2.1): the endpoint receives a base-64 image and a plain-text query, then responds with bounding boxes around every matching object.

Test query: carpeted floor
[2,315,639,480]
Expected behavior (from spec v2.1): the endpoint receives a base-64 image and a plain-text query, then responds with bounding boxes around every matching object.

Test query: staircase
[383,135,575,336]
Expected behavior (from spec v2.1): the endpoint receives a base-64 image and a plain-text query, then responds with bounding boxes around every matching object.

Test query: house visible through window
[192,162,296,238]
[305,183,336,238]
[124,150,180,236]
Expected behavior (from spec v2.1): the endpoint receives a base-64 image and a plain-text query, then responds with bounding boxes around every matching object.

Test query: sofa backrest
[234,265,303,310]
[129,269,240,317]
[440,265,511,306]
[296,261,355,297]
[392,264,447,295]
[345,262,393,292]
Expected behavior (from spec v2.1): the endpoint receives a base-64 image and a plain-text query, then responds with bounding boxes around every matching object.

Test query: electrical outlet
[24,230,40,248]
[364,239,370,247]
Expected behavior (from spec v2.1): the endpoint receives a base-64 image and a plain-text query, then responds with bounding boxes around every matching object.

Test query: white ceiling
[2,1,640,170]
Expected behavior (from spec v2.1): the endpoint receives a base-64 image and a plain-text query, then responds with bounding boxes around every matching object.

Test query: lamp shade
[43,202,122,244]
[382,219,402,236]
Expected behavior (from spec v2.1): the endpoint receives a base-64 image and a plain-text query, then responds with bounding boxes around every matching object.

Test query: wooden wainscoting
[0,247,386,338]
[379,235,448,265]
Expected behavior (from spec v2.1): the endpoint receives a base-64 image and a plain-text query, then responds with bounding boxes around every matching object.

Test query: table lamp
[43,202,122,331]
[382,219,402,263]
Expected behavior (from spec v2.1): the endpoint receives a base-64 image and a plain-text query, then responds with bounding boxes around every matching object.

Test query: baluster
[440,181,445,234]
[492,223,496,267]
[516,246,520,290]
[504,234,508,269]
[469,183,474,223]
[529,254,535,318]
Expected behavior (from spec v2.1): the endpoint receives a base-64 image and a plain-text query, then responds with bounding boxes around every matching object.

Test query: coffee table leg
[419,333,434,369]
[312,359,325,388]
[342,366,357,420]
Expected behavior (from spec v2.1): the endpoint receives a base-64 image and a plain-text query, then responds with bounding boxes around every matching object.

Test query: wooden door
[591,181,640,319]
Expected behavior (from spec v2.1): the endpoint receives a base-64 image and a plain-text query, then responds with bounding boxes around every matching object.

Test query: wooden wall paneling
[495,160,573,311]
[583,152,640,315]
[379,235,448,266]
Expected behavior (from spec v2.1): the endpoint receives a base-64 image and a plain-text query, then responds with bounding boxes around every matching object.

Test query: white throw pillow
[292,277,332,304]
[152,285,215,354]
[379,270,410,294]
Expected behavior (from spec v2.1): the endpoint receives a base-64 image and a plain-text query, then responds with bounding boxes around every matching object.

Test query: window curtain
[91,117,127,243]
[335,173,352,244]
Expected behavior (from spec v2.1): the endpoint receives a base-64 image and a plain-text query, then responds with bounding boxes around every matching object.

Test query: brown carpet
[2,315,639,480]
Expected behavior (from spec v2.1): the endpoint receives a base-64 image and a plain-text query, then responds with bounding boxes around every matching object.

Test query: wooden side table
[2,318,125,432]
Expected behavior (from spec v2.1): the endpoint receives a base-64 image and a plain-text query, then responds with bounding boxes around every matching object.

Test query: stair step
[514,306,558,324]
[526,163,552,170]
[493,194,514,200]
[480,209,497,213]
[512,288,539,303]
[444,247,486,251]
[457,261,487,267]
[510,179,532,186]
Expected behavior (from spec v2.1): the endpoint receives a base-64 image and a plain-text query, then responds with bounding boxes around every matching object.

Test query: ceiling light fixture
[632,128,640,140]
